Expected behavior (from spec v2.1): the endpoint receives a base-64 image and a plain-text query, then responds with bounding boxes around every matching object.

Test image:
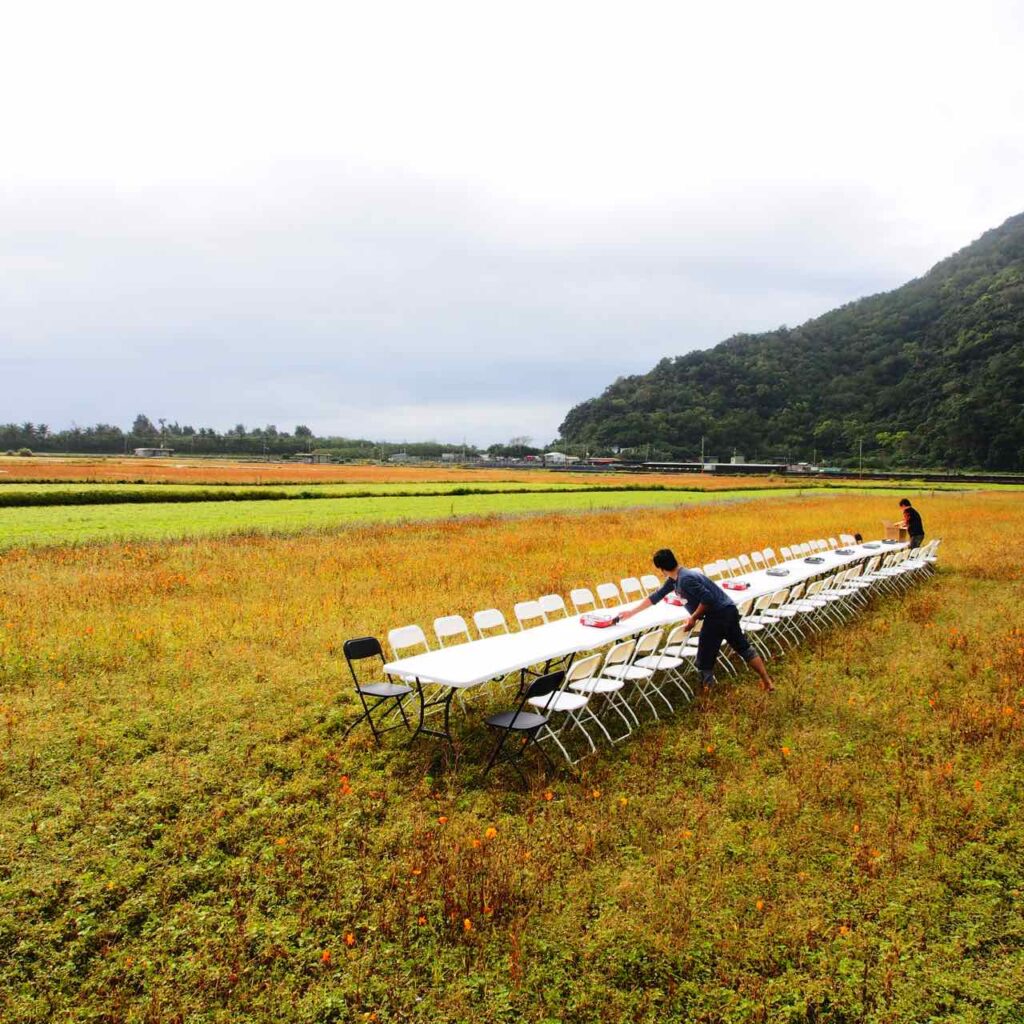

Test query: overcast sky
[3,0,1023,445]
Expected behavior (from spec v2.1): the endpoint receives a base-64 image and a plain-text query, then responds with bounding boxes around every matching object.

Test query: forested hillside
[559,212,1024,469]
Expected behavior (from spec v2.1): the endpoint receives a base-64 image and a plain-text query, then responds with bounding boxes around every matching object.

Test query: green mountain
[558,212,1024,470]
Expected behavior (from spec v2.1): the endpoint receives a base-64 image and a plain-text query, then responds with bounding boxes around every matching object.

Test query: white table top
[383,541,902,688]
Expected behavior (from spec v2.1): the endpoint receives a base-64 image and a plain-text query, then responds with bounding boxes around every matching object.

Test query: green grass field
[1,491,1022,1022]
[0,485,977,549]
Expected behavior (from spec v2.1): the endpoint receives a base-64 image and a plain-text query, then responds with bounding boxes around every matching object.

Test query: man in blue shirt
[618,548,774,692]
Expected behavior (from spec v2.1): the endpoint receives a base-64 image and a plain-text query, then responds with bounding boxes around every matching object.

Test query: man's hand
[684,616,697,631]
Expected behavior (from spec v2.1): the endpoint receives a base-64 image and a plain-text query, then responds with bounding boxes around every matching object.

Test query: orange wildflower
[344,932,355,947]
[543,790,553,801]
[485,826,497,839]
[437,815,448,824]
[321,949,332,964]
[755,899,765,912]
[463,918,473,932]
[780,746,791,757]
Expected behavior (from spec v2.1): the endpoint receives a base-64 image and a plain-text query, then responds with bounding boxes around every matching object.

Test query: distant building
[133,448,174,458]
[543,451,580,465]
[291,453,332,464]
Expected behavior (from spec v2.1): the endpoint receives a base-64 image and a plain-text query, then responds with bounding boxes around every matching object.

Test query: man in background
[899,498,925,549]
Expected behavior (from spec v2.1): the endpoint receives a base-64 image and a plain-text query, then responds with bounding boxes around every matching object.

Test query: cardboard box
[883,521,909,541]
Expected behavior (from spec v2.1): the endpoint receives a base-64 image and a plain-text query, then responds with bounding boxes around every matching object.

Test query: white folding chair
[473,608,509,639]
[620,577,645,602]
[641,574,663,594]
[570,639,636,742]
[538,594,569,619]
[763,547,779,566]
[779,546,793,561]
[751,551,767,572]
[570,587,597,614]
[596,582,622,608]
[434,614,472,647]
[514,600,547,630]
[531,653,608,761]
[737,554,753,574]
[388,624,430,660]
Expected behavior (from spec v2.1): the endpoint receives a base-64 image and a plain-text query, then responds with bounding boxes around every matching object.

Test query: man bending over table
[617,548,774,693]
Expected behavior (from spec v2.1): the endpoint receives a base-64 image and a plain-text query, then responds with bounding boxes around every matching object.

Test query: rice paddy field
[1,465,1022,1023]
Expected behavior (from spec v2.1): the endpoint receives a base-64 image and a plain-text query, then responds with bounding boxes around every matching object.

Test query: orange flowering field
[0,454,803,489]
[1,490,1022,1022]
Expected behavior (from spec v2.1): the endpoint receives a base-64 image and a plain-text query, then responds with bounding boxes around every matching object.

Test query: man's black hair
[652,548,679,571]
[899,498,912,507]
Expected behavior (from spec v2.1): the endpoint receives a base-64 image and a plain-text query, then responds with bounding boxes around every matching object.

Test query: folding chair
[473,607,509,638]
[571,587,597,614]
[779,546,793,561]
[602,629,667,721]
[483,671,562,782]
[596,582,622,608]
[751,551,767,572]
[530,654,605,763]
[763,547,779,566]
[434,614,472,647]
[640,574,663,594]
[569,639,636,743]
[514,600,547,630]
[649,622,698,703]
[342,637,413,744]
[620,577,645,603]
[538,594,569,619]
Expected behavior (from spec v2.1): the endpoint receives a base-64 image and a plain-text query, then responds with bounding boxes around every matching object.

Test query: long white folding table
[383,540,903,743]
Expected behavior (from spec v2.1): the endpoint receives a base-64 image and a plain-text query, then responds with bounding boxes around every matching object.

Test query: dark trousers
[696,606,756,682]
[909,534,925,550]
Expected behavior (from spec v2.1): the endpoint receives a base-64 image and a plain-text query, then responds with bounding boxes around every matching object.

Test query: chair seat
[634,654,685,670]
[739,620,765,631]
[486,709,549,730]
[358,681,414,698]
[663,644,699,658]
[528,691,589,713]
[602,664,653,681]
[570,677,624,694]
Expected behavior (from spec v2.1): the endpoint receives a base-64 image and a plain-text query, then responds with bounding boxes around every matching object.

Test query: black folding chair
[483,670,562,783]
[343,637,413,745]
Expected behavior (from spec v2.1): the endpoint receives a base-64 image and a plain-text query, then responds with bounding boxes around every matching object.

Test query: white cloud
[2,0,1023,444]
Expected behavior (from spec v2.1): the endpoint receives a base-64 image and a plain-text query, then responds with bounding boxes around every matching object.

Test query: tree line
[559,211,1024,471]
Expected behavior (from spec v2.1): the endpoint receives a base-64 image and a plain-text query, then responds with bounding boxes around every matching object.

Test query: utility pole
[859,438,863,477]
[700,435,705,465]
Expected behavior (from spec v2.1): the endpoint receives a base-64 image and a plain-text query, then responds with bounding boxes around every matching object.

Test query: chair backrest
[538,593,568,619]
[602,638,636,669]
[620,577,644,602]
[388,624,430,659]
[727,558,742,577]
[434,614,471,647]
[737,554,753,573]
[753,593,773,613]
[789,582,805,601]
[522,670,566,713]
[565,652,602,687]
[634,628,663,658]
[702,563,722,579]
[771,588,790,608]
[736,597,753,616]
[664,622,693,648]
[779,546,792,561]
[570,587,597,614]
[514,600,547,629]
[839,533,856,545]
[596,582,622,607]
[640,574,662,594]
[344,636,385,683]
[816,539,828,551]
[828,537,839,548]
[763,547,778,566]
[751,551,767,571]
[473,608,509,638]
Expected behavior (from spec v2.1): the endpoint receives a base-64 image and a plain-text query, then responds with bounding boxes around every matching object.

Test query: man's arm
[617,578,673,623]
[684,601,709,631]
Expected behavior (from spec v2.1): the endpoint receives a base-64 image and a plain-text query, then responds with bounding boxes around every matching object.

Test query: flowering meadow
[0,455,806,488]
[1,490,1022,1022]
